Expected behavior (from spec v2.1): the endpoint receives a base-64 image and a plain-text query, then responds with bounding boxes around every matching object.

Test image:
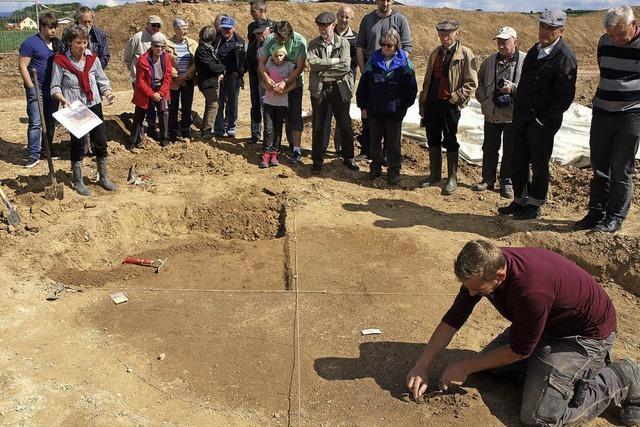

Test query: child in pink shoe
[260,44,296,168]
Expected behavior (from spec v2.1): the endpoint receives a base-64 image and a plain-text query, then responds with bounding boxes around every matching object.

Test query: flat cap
[147,15,162,25]
[539,9,566,27]
[315,12,336,25]
[252,18,271,35]
[493,26,517,40]
[436,19,459,31]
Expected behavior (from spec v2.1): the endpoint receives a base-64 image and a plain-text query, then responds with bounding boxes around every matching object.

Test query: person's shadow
[314,341,522,426]
[343,198,575,237]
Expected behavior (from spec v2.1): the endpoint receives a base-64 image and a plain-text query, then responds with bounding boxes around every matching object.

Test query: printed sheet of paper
[53,100,102,139]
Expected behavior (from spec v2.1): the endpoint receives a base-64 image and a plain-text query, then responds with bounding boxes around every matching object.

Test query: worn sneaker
[269,151,280,167]
[500,184,514,199]
[290,150,302,165]
[574,211,605,230]
[473,181,493,192]
[593,217,622,233]
[24,157,40,169]
[259,152,270,169]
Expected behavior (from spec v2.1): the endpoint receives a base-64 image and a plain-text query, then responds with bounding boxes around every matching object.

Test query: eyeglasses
[151,23,161,28]
[380,43,395,48]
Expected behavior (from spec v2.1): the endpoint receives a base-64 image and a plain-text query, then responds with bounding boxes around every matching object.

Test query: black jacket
[194,42,226,90]
[246,38,262,77]
[513,37,577,127]
[213,32,246,76]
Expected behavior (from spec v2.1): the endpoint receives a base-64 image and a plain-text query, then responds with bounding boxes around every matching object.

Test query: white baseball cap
[493,26,517,40]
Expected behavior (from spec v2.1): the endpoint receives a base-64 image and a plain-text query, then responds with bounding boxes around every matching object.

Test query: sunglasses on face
[380,43,395,48]
[151,24,161,28]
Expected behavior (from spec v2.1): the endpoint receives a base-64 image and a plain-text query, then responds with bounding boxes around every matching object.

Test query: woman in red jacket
[130,32,173,149]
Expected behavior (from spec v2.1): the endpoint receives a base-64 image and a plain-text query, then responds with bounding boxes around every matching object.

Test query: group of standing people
[15,2,640,235]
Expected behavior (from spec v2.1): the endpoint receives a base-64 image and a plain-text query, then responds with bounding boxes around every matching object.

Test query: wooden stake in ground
[32,69,64,201]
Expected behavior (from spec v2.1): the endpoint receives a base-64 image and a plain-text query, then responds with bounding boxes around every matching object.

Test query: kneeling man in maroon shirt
[406,240,640,426]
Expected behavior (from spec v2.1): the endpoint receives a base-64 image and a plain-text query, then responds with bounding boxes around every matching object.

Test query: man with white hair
[575,6,640,233]
[474,26,525,199]
[74,6,110,69]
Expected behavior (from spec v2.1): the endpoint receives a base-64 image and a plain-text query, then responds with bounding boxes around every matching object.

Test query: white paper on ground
[53,100,102,139]
[361,328,382,336]
[348,98,640,168]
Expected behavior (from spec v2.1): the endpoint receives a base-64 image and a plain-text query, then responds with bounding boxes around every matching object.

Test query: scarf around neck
[54,51,98,102]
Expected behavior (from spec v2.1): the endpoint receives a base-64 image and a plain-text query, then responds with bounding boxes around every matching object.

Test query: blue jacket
[356,48,417,121]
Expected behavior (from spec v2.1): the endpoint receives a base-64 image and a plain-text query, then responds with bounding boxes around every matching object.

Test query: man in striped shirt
[576,6,640,233]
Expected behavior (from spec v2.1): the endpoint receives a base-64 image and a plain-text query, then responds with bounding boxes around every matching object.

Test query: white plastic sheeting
[348,99,640,168]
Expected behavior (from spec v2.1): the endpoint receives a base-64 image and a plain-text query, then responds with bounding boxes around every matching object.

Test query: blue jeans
[25,85,58,160]
[215,73,241,137]
[482,327,626,426]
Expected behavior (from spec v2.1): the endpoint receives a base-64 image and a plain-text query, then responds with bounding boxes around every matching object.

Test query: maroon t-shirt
[441,247,617,356]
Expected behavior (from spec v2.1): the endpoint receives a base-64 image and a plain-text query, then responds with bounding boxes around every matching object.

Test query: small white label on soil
[110,292,129,305]
[361,328,382,336]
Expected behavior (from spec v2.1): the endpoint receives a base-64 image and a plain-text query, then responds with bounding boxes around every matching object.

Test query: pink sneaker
[269,151,280,167]
[259,152,270,169]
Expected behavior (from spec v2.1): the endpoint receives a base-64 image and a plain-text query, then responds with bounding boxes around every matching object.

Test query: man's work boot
[574,211,605,230]
[594,216,623,233]
[422,147,442,187]
[443,152,458,195]
[97,157,117,191]
[498,201,526,216]
[513,204,540,220]
[71,161,92,196]
[500,180,514,199]
[609,359,640,426]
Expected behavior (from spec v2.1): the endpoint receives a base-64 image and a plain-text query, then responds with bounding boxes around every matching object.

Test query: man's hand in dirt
[440,361,468,390]
[406,366,429,400]
[152,92,162,102]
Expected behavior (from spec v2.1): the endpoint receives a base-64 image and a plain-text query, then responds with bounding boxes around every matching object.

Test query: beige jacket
[307,34,353,102]
[419,41,478,109]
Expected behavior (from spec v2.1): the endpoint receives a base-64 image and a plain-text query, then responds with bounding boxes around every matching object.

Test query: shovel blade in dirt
[0,187,21,226]
[44,181,64,201]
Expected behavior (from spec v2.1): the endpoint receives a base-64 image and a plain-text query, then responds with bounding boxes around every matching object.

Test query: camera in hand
[493,78,512,108]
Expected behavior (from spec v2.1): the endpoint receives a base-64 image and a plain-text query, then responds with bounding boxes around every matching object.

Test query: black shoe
[593,217,622,233]
[388,171,400,186]
[159,139,170,147]
[574,211,604,230]
[147,128,158,141]
[181,128,192,138]
[344,158,359,171]
[498,201,526,216]
[369,169,382,180]
[249,134,260,144]
[311,163,322,175]
[513,205,540,220]
[169,133,178,143]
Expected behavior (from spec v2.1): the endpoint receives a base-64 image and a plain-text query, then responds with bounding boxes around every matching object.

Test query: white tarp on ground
[348,99,640,168]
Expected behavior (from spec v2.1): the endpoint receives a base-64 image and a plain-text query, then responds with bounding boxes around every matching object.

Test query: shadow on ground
[314,341,522,426]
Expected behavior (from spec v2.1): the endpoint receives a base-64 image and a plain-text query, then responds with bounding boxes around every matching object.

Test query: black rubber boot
[422,147,441,187]
[71,161,91,196]
[443,152,458,195]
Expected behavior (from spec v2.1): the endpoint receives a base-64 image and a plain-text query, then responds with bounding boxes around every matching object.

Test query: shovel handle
[0,186,13,209]
[122,256,155,266]
[31,69,57,184]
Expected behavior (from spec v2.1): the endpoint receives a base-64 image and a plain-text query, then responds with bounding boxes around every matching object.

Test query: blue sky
[0,0,624,14]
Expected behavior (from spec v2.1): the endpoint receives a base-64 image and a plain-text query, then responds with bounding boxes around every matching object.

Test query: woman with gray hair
[50,25,116,196]
[356,28,417,185]
[194,26,226,141]
[166,18,197,140]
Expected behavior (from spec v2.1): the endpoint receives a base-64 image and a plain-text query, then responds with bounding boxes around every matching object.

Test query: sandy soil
[1,3,640,426]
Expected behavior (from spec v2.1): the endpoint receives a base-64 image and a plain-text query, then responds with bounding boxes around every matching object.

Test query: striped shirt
[174,40,191,76]
[593,29,640,113]
[50,49,111,108]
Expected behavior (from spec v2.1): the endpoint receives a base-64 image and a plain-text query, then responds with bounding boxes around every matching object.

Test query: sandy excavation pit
[1,2,640,425]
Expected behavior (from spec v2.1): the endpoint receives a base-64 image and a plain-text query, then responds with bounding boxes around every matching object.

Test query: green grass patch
[0,31,36,53]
